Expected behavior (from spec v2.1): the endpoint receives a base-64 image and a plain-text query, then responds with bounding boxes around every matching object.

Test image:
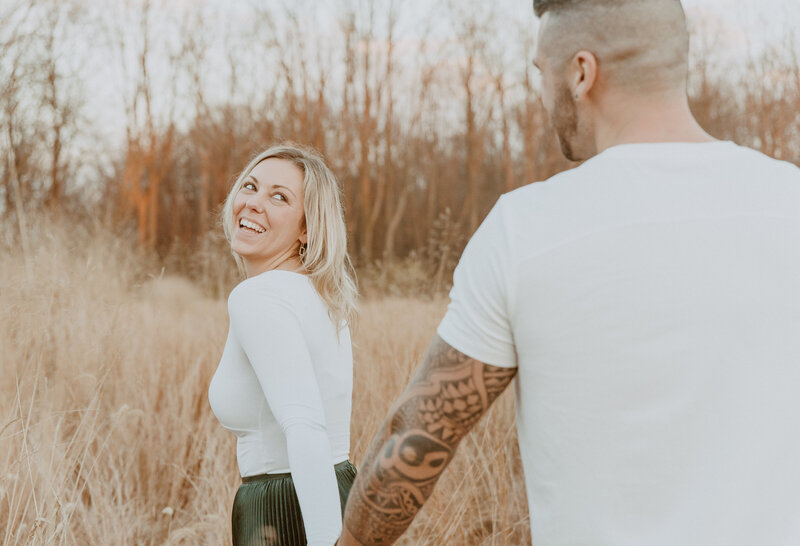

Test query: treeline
[1,0,798,275]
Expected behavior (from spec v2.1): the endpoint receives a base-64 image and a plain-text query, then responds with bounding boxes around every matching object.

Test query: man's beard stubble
[552,85,579,161]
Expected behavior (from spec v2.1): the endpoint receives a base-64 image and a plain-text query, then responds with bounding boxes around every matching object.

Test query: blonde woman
[209,144,358,546]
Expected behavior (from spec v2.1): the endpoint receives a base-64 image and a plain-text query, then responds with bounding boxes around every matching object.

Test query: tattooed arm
[338,335,517,546]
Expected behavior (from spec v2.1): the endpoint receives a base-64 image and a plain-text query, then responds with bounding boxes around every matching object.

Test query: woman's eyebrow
[271,184,297,198]
[246,175,296,198]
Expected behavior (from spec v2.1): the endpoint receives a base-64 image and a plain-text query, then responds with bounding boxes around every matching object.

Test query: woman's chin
[230,240,254,258]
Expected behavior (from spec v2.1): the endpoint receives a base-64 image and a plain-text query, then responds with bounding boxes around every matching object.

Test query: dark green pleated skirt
[231,460,357,546]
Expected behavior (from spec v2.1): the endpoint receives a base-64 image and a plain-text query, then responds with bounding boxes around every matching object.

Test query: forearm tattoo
[343,336,517,545]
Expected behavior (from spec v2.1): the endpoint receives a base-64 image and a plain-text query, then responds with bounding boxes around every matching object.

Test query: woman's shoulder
[228,271,315,315]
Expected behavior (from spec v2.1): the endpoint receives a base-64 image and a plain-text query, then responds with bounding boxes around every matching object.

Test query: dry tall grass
[0,225,528,545]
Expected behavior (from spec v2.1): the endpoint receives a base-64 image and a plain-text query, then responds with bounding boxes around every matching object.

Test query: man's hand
[339,336,517,545]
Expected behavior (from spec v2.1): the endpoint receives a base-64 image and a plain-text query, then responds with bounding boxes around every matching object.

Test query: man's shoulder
[706,143,800,195]
[730,145,800,175]
[501,161,601,212]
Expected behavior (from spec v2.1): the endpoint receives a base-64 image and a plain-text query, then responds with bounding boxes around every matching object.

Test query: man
[340,1,800,544]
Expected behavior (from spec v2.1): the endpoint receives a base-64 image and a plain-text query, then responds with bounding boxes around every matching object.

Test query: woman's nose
[246,193,265,213]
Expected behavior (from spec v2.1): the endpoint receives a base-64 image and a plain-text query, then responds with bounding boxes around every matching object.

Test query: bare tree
[111,0,178,249]
[38,0,84,216]
[0,0,40,261]
[382,30,439,260]
[449,3,495,232]
[361,0,402,262]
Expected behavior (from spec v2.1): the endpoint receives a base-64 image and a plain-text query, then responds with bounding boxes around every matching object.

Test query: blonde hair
[221,143,358,330]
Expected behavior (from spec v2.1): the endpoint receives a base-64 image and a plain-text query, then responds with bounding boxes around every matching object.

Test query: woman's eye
[273,193,287,202]
[243,182,256,191]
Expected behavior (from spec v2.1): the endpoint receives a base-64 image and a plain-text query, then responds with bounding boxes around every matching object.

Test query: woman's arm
[229,283,342,546]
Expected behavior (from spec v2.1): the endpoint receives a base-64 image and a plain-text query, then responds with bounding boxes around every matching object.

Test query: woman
[209,144,358,546]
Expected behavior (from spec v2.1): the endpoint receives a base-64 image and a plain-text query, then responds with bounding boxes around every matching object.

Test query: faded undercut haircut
[533,0,690,92]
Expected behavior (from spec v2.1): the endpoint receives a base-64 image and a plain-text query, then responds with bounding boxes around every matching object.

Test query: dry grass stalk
[0,224,529,545]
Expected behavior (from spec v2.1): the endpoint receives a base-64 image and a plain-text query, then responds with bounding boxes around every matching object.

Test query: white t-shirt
[438,141,800,546]
[209,270,352,546]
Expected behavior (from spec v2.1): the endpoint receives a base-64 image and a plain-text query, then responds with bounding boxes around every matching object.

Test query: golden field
[0,227,529,545]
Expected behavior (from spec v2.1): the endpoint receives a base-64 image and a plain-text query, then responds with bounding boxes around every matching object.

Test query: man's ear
[570,50,598,101]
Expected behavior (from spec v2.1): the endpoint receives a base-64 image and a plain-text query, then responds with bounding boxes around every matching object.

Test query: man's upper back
[437,141,800,545]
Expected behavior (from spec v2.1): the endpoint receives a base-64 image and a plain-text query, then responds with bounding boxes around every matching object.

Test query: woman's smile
[237,217,267,235]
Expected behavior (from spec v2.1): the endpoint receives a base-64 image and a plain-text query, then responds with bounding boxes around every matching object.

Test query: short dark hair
[533,0,579,18]
[534,0,685,18]
[533,0,632,18]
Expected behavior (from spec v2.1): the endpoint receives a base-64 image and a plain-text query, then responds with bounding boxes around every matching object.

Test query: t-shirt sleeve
[437,196,517,368]
[228,283,342,546]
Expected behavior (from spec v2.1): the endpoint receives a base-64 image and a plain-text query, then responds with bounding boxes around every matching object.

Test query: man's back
[339,2,800,544]
[438,141,800,545]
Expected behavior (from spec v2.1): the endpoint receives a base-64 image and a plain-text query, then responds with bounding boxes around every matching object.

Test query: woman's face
[230,158,307,276]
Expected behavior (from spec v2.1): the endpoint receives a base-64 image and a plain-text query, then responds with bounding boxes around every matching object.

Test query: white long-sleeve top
[209,270,353,545]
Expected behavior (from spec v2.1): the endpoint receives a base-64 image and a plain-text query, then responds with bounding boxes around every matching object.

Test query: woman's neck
[244,254,307,277]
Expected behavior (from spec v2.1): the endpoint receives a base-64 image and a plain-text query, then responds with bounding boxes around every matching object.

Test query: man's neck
[593,90,716,154]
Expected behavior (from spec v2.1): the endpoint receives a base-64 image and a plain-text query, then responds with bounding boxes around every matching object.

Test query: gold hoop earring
[298,244,306,258]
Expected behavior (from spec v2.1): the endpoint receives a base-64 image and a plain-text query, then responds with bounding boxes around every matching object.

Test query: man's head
[532,0,691,160]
